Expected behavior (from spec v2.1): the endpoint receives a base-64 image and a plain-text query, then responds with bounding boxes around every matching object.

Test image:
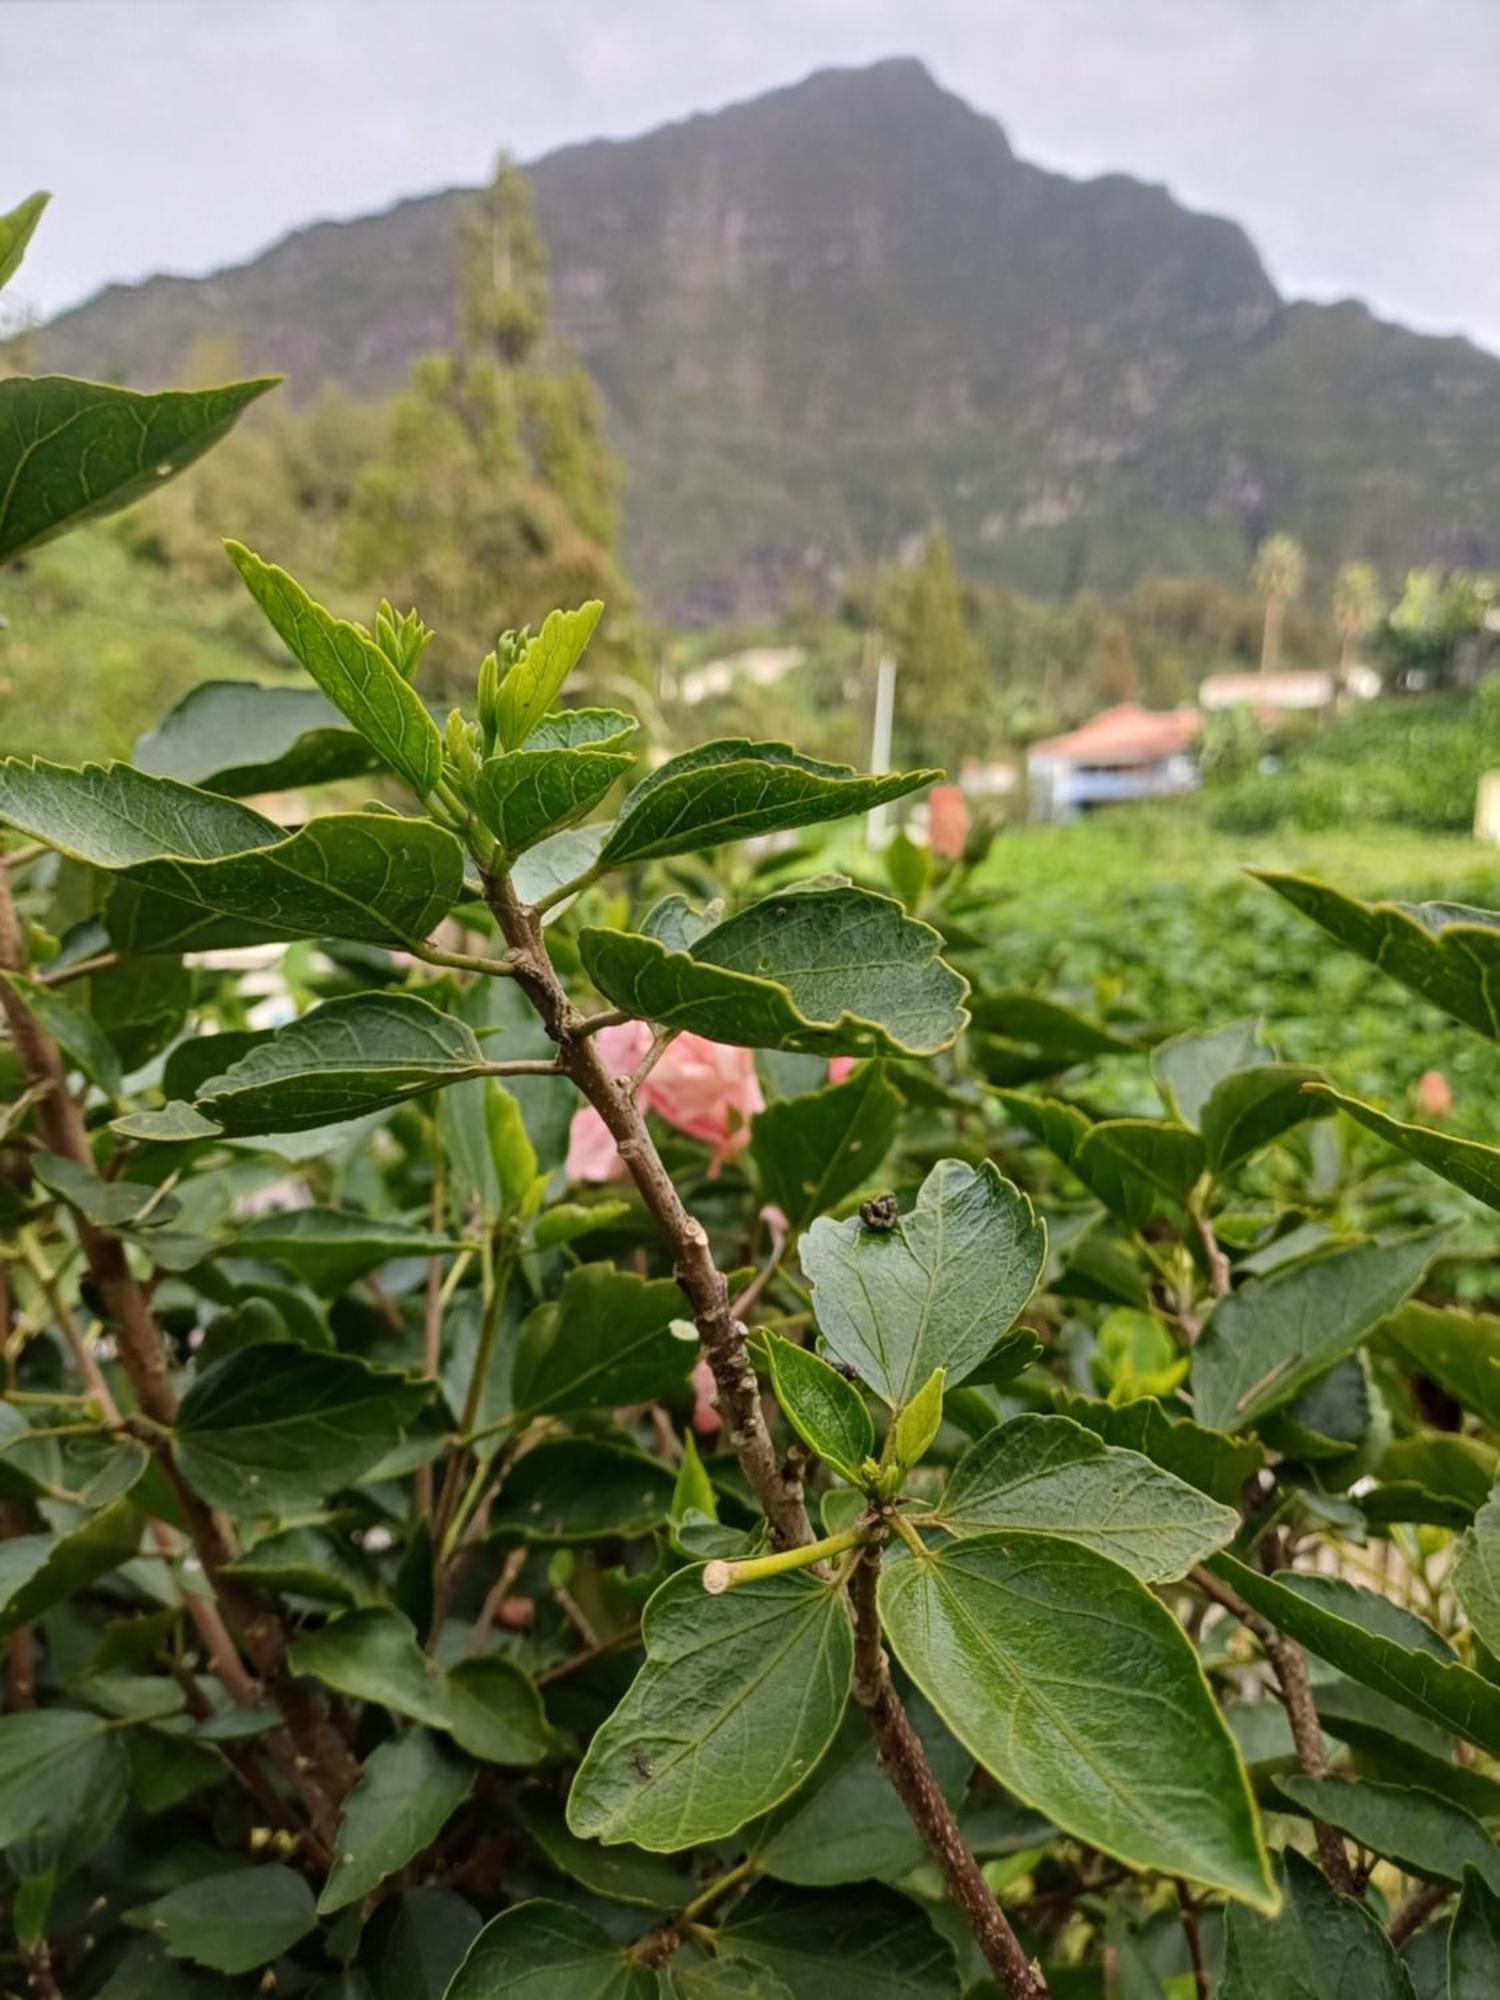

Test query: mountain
[36,59,1500,620]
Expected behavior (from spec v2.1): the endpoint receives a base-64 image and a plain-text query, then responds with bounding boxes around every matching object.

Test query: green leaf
[750,1064,902,1234]
[0,191,49,292]
[441,1656,551,1766]
[135,681,381,794]
[567,1567,851,1849]
[219,1207,462,1293]
[1451,1869,1500,2000]
[488,1438,676,1543]
[1383,1302,1500,1429]
[288,1608,450,1730]
[0,759,462,947]
[1200,1065,1329,1172]
[802,1158,1045,1408]
[510,1266,696,1416]
[511,1788,689,1909]
[580,887,968,1058]
[0,375,275,564]
[511,823,607,914]
[174,1343,427,1513]
[970,989,1144,1064]
[1255,870,1500,1041]
[0,973,122,1098]
[1071,1118,1206,1226]
[1453,1485,1500,1655]
[364,1889,482,2000]
[879,1533,1275,1908]
[492,603,605,751]
[319,1731,475,1914]
[528,708,638,753]
[31,1151,178,1229]
[599,740,938,869]
[443,1899,654,2000]
[1055,1391,1265,1505]
[224,546,443,794]
[0,1495,141,1635]
[1152,1018,1269,1127]
[766,1335,874,1482]
[671,1433,718,1527]
[474,747,635,860]
[195,993,493,1135]
[125,1863,316,1975]
[935,1414,1236,1579]
[531,1198,633,1249]
[1211,1556,1500,1755]
[1221,1848,1412,1999]
[224,1525,374,1607]
[0,1709,124,1849]
[1312,1084,1500,1212]
[893,1367,945,1468]
[714,1881,959,2000]
[1193,1232,1445,1433]
[1274,1774,1500,1891]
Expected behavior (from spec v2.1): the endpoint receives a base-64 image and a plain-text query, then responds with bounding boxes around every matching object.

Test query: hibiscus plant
[5,189,1500,2000]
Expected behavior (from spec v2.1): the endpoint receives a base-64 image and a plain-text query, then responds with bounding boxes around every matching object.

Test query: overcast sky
[7,0,1499,351]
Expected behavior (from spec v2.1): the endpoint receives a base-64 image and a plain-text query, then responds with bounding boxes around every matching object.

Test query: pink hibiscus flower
[565,1022,765,1182]
[927,783,971,860]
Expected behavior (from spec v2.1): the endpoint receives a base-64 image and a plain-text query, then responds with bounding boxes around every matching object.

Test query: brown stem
[1191,1563,1355,1893]
[850,1546,1047,2000]
[3,1503,37,1711]
[1388,1878,1451,1947]
[1173,1880,1210,2000]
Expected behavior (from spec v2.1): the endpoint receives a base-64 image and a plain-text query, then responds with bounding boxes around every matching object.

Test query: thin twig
[1173,1880,1210,2000]
[411,939,520,978]
[629,1025,681,1096]
[1388,1878,1451,1947]
[576,1007,631,1039]
[36,950,122,989]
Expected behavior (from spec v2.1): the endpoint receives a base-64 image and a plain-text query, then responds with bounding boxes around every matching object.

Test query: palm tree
[1332,560,1382,680]
[1253,532,1305,673]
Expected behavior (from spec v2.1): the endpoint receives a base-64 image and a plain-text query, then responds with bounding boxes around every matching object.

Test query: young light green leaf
[134,681,381,795]
[1221,1848,1410,2000]
[510,1265,695,1416]
[749,1063,902,1233]
[766,1334,875,1481]
[175,1344,427,1514]
[0,191,49,292]
[936,1414,1236,1580]
[1313,1084,1500,1212]
[319,1732,475,1914]
[195,993,493,1135]
[1273,1773,1500,1891]
[893,1368,945,1469]
[125,1864,316,1975]
[580,887,968,1059]
[527,707,638,753]
[1193,1232,1446,1433]
[567,1567,852,1850]
[715,1881,958,2000]
[802,1159,1045,1408]
[0,376,276,564]
[492,603,605,752]
[1255,871,1500,1041]
[111,1103,223,1144]
[474,747,634,860]
[444,1899,655,2000]
[879,1533,1275,1910]
[217,1208,462,1294]
[599,740,939,869]
[1211,1556,1500,1756]
[226,542,443,794]
[671,1432,718,1527]
[1451,1868,1500,2000]
[288,1609,451,1730]
[1199,1064,1329,1172]
[0,759,462,946]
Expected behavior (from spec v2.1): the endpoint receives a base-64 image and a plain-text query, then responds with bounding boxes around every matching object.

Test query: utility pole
[867,648,897,850]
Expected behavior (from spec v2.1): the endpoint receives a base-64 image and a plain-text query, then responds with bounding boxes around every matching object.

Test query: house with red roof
[1026,703,1202,823]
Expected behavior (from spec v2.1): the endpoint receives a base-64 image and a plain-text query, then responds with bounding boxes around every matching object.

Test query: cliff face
[39,59,1500,618]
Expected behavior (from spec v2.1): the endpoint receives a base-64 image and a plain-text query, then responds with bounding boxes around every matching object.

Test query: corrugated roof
[1029,703,1201,765]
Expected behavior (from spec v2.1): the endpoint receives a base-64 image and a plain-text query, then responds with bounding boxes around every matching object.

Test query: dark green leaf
[442,1656,551,1766]
[365,1888,482,2000]
[125,1863,316,1975]
[0,1495,141,1635]
[1054,1392,1264,1505]
[1211,1556,1500,1756]
[1152,1018,1269,1127]
[715,1881,959,2000]
[968,988,1143,1062]
[488,1438,676,1542]
[319,1731,475,1914]
[1383,1302,1500,1428]
[219,1207,462,1293]
[766,1335,874,1481]
[935,1413,1236,1579]
[567,1567,851,1850]
[749,1063,902,1233]
[803,1158,1044,1408]
[1221,1848,1414,2000]
[599,740,938,869]
[0,1709,125,1849]
[492,603,605,751]
[1255,871,1500,1041]
[1274,1774,1500,1890]
[0,191,49,292]
[580,887,968,1059]
[879,1533,1274,1908]
[510,1265,697,1416]
[0,973,122,1097]
[474,747,635,860]
[443,1898,654,2000]
[226,543,443,794]
[1071,1118,1206,1226]
[0,375,275,564]
[1312,1085,1500,1212]
[288,1608,450,1729]
[1192,1232,1445,1433]
[195,993,492,1135]
[511,1788,689,1909]
[175,1343,427,1513]
[1450,1868,1500,2000]
[225,1525,374,1607]
[135,681,381,794]
[1453,1486,1500,1655]
[1200,1065,1329,1172]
